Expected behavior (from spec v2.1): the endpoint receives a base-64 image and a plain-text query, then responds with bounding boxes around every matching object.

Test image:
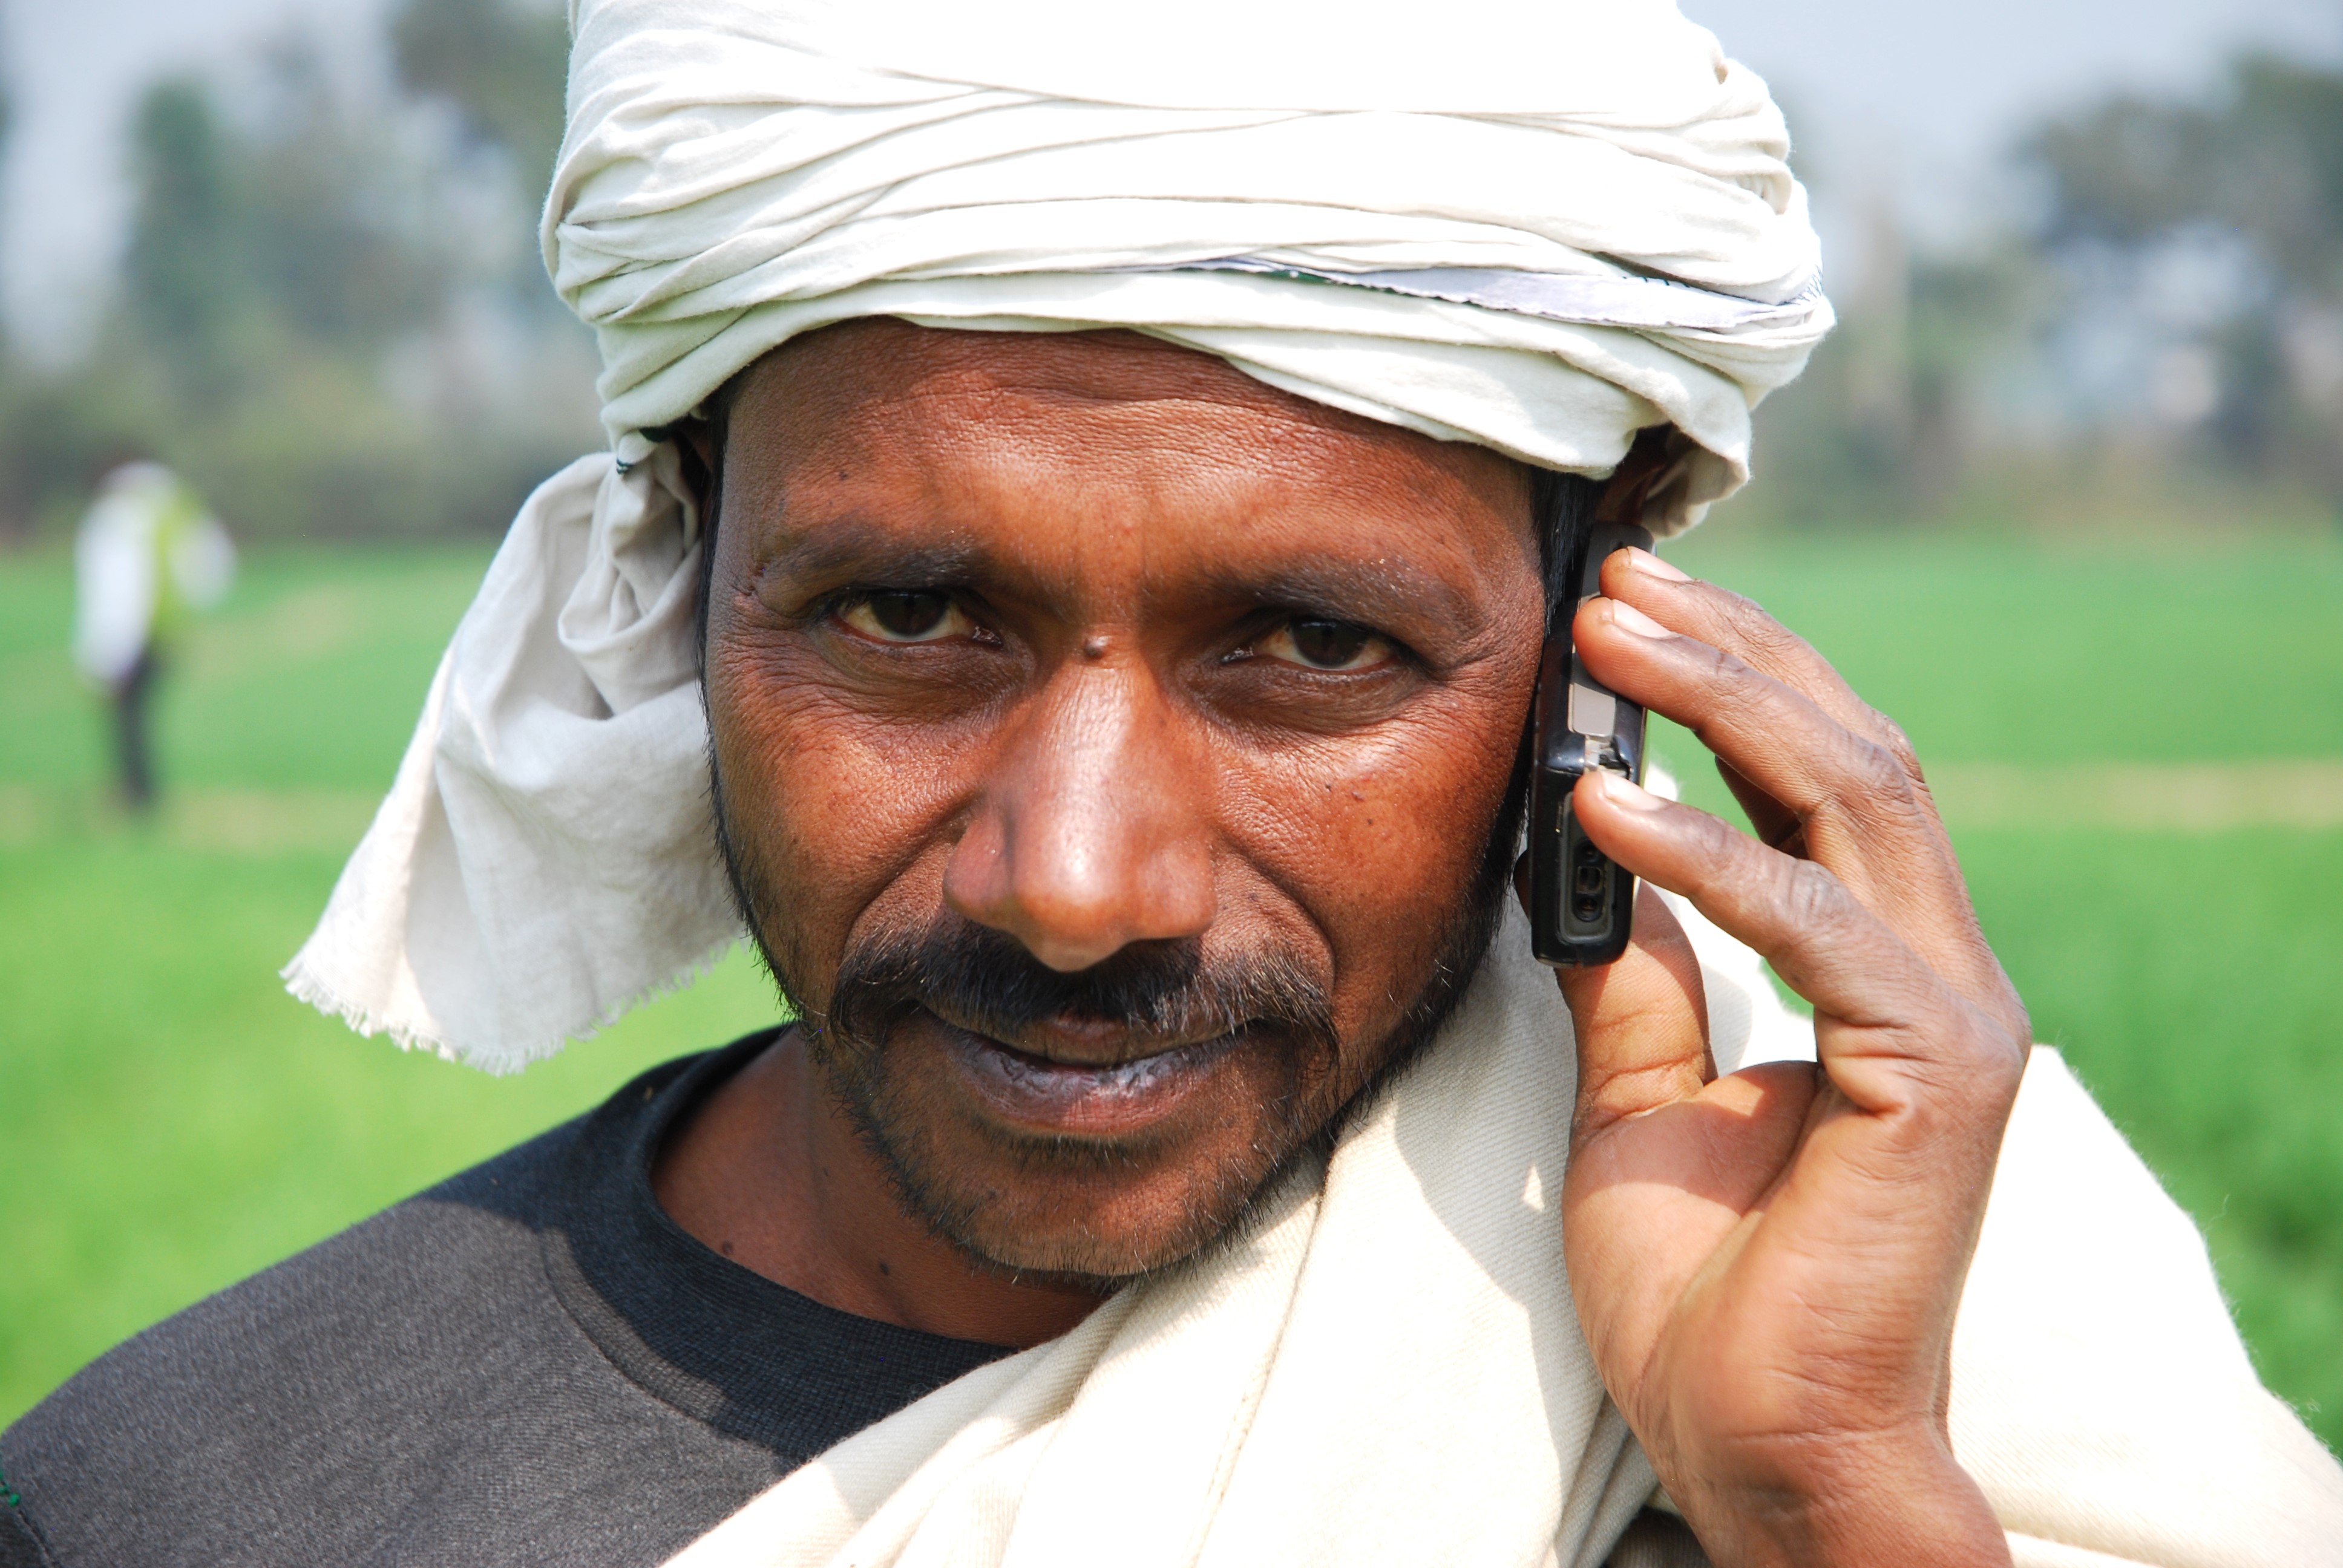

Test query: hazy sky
[1685,0,2343,232]
[5,0,2341,351]
[3,0,378,353]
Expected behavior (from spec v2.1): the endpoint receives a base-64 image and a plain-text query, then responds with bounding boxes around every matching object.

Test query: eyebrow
[756,514,1487,639]
[758,521,986,592]
[1194,554,1481,640]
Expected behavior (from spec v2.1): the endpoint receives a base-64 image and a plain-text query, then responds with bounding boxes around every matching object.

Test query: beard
[709,754,1524,1285]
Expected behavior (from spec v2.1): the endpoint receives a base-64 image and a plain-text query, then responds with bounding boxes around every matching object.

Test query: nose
[943,656,1216,972]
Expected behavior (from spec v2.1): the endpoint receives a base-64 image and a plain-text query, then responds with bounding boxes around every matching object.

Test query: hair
[676,368,750,684]
[1530,466,1603,633]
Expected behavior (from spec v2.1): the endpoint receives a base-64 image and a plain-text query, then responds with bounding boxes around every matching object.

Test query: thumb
[1555,884,1714,1142]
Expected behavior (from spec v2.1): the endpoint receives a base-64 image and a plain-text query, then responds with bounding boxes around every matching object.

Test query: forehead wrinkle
[820,384,1365,494]
[784,324,1346,425]
[741,332,1535,628]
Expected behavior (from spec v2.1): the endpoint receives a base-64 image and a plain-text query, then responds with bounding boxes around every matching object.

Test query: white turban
[557,0,1829,523]
[289,0,1832,1066]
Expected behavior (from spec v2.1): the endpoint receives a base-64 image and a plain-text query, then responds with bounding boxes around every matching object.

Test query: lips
[928,1013,1242,1137]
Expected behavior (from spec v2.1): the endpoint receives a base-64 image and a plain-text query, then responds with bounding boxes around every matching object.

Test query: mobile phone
[1527,517,1653,967]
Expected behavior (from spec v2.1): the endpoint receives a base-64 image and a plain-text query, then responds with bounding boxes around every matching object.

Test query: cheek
[1213,672,1531,1027]
[707,639,978,984]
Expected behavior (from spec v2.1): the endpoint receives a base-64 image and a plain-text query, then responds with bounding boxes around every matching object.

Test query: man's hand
[1554,548,2030,1568]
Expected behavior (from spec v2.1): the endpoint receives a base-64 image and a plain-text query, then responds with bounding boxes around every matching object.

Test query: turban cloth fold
[290,0,1830,1067]
[552,0,1831,528]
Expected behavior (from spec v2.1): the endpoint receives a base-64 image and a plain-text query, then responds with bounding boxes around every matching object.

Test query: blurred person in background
[70,456,234,811]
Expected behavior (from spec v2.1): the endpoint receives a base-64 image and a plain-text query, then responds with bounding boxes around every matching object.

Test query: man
[7,2,2341,1565]
[70,458,234,811]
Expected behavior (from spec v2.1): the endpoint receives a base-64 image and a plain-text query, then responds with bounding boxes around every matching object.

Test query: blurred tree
[2029,98,2218,249]
[2024,57,2343,490]
[2221,62,2343,295]
[123,80,245,395]
[1743,244,2049,526]
[0,26,600,543]
[120,51,449,391]
[1746,51,2343,528]
[2033,61,2343,293]
[238,46,445,350]
[390,0,570,182]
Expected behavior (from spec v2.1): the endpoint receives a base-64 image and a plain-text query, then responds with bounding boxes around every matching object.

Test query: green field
[2,529,2340,1451]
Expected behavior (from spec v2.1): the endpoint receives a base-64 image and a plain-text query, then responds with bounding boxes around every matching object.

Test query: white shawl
[663,906,2343,1568]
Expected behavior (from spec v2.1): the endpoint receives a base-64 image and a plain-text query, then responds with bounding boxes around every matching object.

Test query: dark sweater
[0,1033,1012,1567]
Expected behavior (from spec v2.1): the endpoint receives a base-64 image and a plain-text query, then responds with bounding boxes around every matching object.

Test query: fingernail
[1625,549,1689,582]
[1605,600,1672,639]
[1592,769,1667,811]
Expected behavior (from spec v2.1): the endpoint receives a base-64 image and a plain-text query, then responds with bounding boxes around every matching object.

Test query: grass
[0,545,782,1426]
[2,527,2340,1450]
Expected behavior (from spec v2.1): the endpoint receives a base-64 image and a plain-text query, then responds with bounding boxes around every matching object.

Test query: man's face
[701,320,1544,1281]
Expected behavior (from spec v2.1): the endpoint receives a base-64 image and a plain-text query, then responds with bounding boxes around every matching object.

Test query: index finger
[1600,547,1930,783]
[1581,550,2029,1045]
[1574,768,2027,1119]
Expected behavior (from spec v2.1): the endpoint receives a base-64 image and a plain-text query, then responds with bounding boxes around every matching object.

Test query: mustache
[819,916,1337,1062]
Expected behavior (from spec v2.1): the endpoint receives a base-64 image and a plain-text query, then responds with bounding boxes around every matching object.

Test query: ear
[1593,426,1691,529]
[670,416,719,520]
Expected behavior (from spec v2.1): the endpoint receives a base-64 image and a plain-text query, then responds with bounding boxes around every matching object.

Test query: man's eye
[838,590,971,644]
[1258,618,1391,671]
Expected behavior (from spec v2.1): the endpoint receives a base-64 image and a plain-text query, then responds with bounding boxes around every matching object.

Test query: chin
[929,1161,1266,1281]
[830,1012,1340,1281]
